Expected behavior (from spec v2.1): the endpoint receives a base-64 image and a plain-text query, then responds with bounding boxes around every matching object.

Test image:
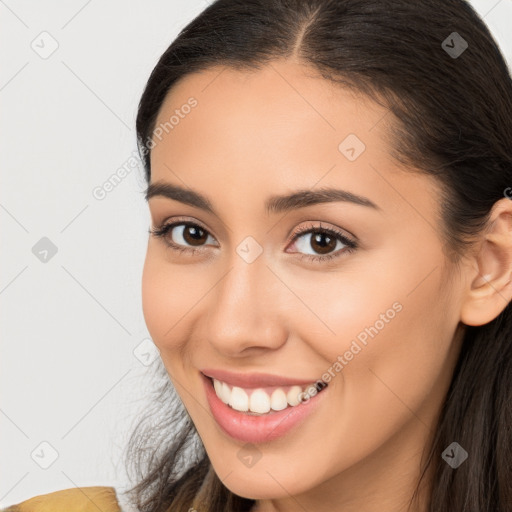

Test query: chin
[222,478,293,501]
[208,459,308,501]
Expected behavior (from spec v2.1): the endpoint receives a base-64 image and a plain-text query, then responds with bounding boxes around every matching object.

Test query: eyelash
[148,219,358,263]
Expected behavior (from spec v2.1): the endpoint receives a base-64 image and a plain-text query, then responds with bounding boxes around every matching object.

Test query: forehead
[149,61,441,220]
[153,61,388,151]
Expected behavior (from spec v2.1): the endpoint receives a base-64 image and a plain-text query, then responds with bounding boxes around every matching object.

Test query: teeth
[212,378,314,413]
[270,388,288,411]
[286,386,303,407]
[250,389,270,413]
[221,381,231,404]
[213,379,222,398]
[213,379,231,405]
[229,386,249,412]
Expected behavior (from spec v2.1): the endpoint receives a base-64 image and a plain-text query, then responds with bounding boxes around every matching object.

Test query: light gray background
[1,0,511,508]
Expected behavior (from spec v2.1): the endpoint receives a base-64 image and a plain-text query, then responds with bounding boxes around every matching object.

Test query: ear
[460,197,512,326]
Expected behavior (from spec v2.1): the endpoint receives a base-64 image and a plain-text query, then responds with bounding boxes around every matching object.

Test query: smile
[200,371,329,443]
[213,378,316,414]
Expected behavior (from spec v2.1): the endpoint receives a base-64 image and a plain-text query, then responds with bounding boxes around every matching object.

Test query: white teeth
[220,381,231,404]
[270,388,288,411]
[213,379,231,405]
[212,379,311,413]
[287,385,303,406]
[249,389,271,414]
[229,386,249,412]
[213,379,223,399]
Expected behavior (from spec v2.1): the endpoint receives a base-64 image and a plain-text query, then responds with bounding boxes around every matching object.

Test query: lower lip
[201,372,327,444]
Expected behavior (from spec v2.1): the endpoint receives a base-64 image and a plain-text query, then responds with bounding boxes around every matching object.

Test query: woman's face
[142,60,466,508]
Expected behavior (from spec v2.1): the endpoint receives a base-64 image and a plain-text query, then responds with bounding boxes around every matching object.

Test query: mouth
[200,371,328,443]
[206,374,323,414]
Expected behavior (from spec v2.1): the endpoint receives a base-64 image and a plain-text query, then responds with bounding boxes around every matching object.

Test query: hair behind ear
[415,306,512,511]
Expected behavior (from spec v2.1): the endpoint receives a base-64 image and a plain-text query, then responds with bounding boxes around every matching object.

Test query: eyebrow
[145,181,381,215]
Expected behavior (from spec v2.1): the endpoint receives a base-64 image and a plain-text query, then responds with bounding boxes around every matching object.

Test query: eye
[149,219,217,255]
[287,222,357,263]
[149,218,358,263]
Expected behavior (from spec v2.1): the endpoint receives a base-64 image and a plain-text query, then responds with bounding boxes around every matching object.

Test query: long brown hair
[122,1,512,510]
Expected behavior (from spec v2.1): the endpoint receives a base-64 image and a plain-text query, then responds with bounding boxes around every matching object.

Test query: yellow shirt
[1,486,121,512]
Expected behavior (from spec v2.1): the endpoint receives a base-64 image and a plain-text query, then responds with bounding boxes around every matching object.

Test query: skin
[141,59,512,512]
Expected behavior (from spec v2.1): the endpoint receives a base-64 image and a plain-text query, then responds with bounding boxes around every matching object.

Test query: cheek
[302,242,456,457]
[141,249,197,349]
[308,228,453,367]
[141,251,168,343]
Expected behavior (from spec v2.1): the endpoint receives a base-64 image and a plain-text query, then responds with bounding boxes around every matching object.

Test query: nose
[205,250,288,357]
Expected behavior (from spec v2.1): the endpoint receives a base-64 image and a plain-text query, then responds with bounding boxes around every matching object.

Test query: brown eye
[308,232,338,254]
[180,224,209,246]
[287,223,358,263]
[150,221,217,251]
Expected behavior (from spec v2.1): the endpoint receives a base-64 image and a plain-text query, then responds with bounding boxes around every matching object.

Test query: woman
[124,0,512,510]
[6,0,511,511]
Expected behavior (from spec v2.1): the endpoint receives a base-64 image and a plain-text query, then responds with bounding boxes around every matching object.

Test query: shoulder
[0,486,121,512]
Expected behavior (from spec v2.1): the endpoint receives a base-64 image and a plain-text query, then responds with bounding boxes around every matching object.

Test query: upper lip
[200,368,318,388]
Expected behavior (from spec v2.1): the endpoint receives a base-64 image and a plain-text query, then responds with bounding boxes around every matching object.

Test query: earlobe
[460,198,512,327]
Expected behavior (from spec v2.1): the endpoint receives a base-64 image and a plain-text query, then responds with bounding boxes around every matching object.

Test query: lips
[200,368,321,388]
[200,371,328,443]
